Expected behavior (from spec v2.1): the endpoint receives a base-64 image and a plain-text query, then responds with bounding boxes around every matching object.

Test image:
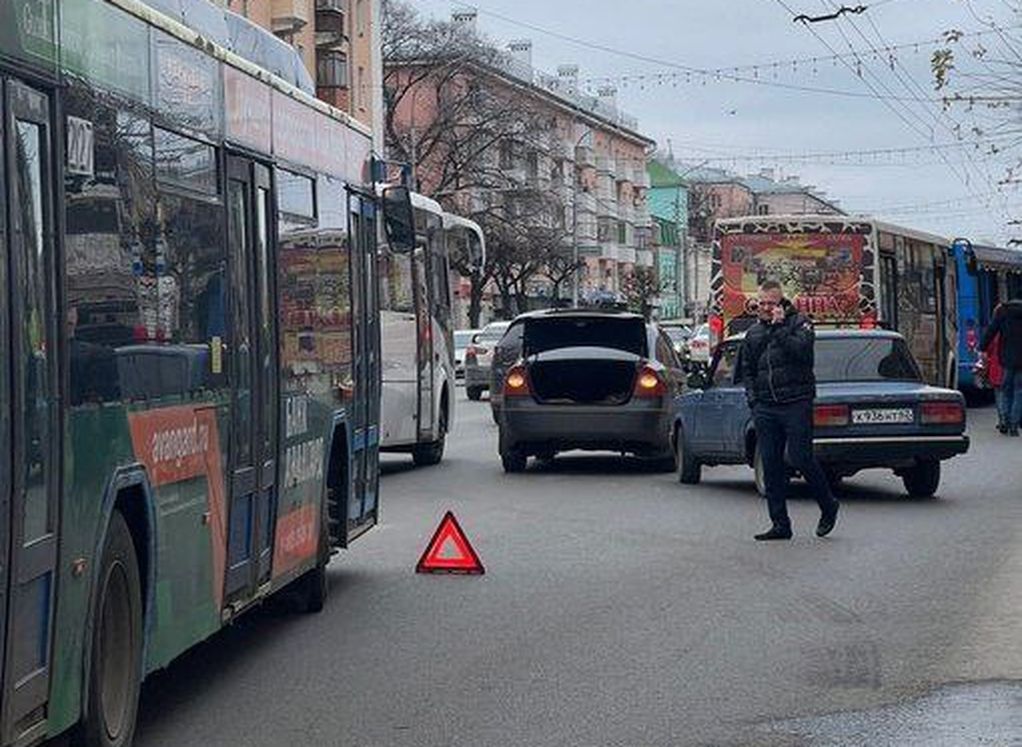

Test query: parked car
[496,309,687,473]
[465,321,511,400]
[676,329,970,497]
[489,319,526,424]
[454,329,479,380]
[661,324,693,357]
[685,323,711,364]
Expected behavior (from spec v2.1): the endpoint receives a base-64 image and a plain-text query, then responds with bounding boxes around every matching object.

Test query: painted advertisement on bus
[718,231,868,329]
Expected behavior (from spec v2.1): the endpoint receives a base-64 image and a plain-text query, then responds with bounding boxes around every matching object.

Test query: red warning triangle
[416,511,485,575]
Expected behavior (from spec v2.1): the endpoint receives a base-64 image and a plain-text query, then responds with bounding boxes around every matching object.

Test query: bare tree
[621,266,663,320]
[382,0,573,325]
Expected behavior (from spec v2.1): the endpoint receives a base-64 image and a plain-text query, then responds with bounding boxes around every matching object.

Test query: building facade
[647,159,686,320]
[218,0,381,142]
[386,25,656,312]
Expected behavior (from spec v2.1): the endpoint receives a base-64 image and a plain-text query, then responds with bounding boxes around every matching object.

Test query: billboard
[718,232,866,325]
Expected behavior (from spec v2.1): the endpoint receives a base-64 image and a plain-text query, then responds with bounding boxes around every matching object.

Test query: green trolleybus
[0,1,413,745]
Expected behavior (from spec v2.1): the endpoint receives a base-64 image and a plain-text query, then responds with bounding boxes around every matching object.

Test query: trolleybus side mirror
[382,186,415,252]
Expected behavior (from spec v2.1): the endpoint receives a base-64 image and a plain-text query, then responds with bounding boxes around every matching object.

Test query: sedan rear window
[814,337,921,383]
[524,317,647,356]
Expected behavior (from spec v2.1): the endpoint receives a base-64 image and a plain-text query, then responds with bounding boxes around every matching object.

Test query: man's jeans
[754,400,837,532]
[1001,367,1022,428]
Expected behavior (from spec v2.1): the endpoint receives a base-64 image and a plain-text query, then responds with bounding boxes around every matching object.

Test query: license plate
[851,408,914,424]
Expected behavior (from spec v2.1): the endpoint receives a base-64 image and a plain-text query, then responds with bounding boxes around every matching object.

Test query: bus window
[65,103,156,405]
[154,127,219,195]
[277,169,315,220]
[880,254,898,328]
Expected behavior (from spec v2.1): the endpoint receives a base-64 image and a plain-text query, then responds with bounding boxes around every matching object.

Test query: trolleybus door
[224,156,278,601]
[1,77,58,745]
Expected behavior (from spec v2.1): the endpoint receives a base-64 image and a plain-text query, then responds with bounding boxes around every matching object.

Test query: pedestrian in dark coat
[740,281,839,540]
[980,299,1022,436]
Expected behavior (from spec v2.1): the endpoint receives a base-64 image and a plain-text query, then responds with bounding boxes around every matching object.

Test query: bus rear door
[1,77,58,746]
[346,192,379,540]
[224,155,279,602]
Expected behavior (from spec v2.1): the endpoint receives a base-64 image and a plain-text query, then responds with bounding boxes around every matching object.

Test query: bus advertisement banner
[719,232,867,326]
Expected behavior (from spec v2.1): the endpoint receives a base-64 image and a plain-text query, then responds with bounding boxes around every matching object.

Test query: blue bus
[951,241,1022,390]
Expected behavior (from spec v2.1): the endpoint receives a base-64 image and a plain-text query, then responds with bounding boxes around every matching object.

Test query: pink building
[386,25,655,309]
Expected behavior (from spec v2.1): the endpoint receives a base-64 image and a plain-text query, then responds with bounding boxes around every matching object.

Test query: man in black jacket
[980,298,1022,436]
[740,281,839,540]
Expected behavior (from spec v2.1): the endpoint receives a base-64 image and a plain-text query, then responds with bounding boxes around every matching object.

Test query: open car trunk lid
[527,347,640,405]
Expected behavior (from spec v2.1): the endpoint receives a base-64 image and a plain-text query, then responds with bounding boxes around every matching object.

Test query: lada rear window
[524,317,647,356]
[815,337,922,383]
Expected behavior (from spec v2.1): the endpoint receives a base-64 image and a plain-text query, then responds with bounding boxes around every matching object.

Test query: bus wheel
[78,512,142,747]
[412,403,447,467]
[293,561,328,614]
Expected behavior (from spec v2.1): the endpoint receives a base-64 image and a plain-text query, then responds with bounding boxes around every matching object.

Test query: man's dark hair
[759,280,783,293]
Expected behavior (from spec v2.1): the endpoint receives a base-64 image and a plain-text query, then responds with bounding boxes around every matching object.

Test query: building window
[499,141,515,170]
[317,51,348,89]
[358,66,367,110]
[617,220,627,245]
[756,203,769,215]
[709,193,722,210]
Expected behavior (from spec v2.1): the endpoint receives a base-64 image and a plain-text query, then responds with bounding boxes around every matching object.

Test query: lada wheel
[677,425,702,485]
[902,460,941,498]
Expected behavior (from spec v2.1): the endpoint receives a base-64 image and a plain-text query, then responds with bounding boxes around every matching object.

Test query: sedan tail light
[813,404,850,427]
[503,365,532,397]
[921,401,964,424]
[633,364,667,398]
[465,345,479,364]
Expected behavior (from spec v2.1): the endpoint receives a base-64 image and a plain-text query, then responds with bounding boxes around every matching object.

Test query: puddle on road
[762,680,1022,746]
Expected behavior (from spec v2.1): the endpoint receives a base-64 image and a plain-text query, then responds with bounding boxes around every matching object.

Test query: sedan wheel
[501,449,527,473]
[677,426,701,484]
[902,460,941,498]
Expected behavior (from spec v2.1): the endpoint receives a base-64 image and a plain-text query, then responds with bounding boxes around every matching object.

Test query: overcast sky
[405,0,1022,244]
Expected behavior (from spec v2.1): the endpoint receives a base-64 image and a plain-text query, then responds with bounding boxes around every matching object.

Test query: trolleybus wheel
[78,512,142,747]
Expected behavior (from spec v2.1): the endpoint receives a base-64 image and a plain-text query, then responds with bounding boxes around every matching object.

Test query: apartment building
[386,22,656,304]
[218,0,381,141]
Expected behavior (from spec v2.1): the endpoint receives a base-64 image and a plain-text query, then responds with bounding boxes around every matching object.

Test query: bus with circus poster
[709,216,958,388]
[0,1,414,745]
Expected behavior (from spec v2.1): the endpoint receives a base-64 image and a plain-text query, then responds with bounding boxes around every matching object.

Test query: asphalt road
[133,391,1022,746]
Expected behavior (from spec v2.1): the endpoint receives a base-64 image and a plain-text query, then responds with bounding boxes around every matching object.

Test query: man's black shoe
[997,422,1008,434]
[1010,427,1020,437]
[754,527,793,541]
[816,501,840,538]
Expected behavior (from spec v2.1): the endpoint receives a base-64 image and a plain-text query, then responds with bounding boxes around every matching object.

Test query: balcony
[272,0,310,34]
[618,246,637,264]
[575,144,595,168]
[633,204,651,227]
[633,164,651,189]
[315,0,347,49]
[615,160,632,184]
[596,154,615,176]
[635,249,654,267]
[596,196,618,219]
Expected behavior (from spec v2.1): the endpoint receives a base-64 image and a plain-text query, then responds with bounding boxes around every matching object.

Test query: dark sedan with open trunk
[677,329,970,497]
[496,310,687,472]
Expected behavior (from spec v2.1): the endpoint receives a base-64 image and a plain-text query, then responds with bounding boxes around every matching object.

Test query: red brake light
[859,314,877,330]
[921,401,964,424]
[465,345,479,362]
[813,404,850,427]
[503,365,531,397]
[633,365,667,398]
